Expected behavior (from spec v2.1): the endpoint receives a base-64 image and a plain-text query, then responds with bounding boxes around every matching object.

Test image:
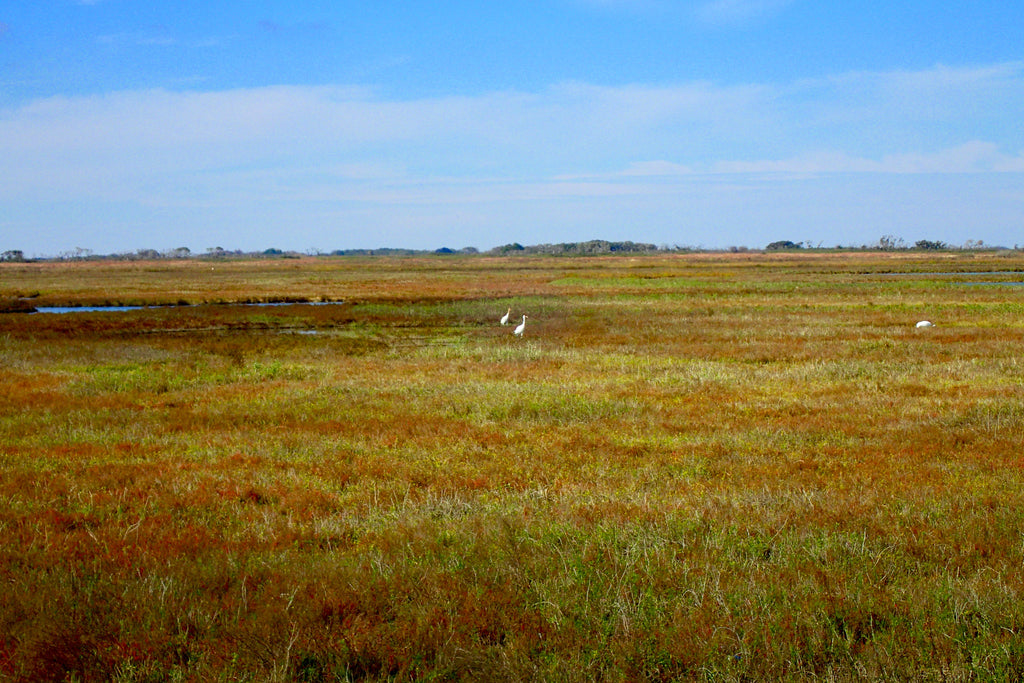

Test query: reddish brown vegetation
[2,252,1024,680]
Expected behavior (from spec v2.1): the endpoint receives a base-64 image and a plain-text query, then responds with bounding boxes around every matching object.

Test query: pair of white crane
[500,307,527,336]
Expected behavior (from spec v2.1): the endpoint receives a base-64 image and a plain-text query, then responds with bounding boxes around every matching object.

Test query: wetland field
[2,251,1024,681]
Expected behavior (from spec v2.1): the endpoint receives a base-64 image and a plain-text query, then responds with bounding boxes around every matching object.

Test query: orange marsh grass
[2,252,1024,680]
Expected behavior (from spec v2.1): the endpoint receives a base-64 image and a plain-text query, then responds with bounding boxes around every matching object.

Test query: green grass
[2,251,1024,680]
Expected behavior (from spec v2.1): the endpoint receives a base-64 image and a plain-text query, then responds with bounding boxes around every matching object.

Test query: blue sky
[2,1,1023,256]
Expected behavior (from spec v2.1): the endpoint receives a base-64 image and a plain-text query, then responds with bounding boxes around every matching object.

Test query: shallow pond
[31,301,345,314]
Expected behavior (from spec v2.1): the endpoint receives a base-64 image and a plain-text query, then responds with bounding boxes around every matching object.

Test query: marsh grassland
[2,252,1024,681]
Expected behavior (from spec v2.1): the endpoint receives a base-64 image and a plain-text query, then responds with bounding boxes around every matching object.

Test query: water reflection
[32,301,345,314]
[35,306,146,314]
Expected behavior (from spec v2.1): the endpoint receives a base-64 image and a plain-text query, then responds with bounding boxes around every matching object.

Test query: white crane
[500,307,511,325]
[915,320,934,328]
[513,314,527,336]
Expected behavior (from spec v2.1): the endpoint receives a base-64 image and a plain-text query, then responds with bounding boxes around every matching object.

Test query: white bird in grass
[513,315,527,336]
[500,307,511,325]
[916,320,934,328]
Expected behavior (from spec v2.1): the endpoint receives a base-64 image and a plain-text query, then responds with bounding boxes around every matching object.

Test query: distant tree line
[2,240,676,262]
[335,241,664,256]
[765,236,1009,252]
[490,240,664,255]
[3,237,1018,263]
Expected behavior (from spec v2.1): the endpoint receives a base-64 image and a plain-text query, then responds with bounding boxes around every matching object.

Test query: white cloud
[2,63,1021,192]
[878,142,1020,174]
[0,80,773,190]
[1,62,1022,253]
[702,142,1024,175]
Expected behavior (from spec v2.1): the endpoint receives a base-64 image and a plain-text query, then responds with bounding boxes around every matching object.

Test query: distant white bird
[500,307,511,325]
[916,320,934,328]
[513,314,527,336]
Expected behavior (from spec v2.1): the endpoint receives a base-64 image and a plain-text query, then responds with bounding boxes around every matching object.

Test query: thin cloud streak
[4,63,1018,150]
[708,143,1024,175]
[1,62,1022,252]
[2,63,1020,191]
